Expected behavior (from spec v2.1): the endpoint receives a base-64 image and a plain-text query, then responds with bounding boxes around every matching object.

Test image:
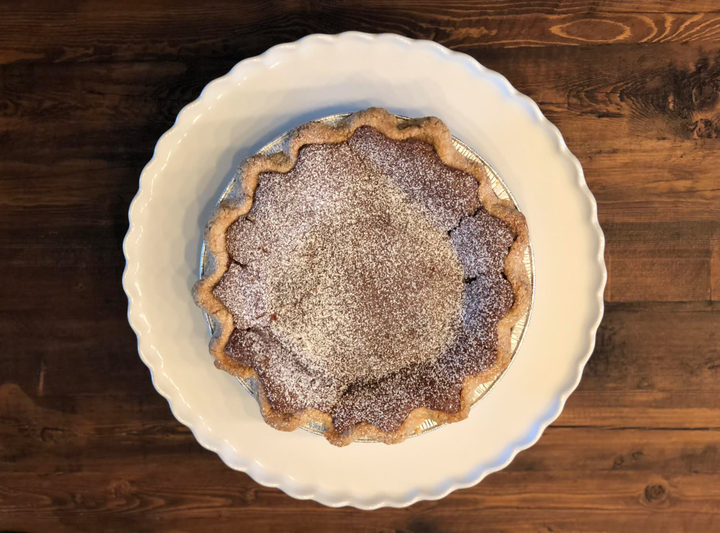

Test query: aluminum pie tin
[200,113,535,442]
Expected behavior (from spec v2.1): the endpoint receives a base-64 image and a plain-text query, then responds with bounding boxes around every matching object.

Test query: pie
[193,108,530,446]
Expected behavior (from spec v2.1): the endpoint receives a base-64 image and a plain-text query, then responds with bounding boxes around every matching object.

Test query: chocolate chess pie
[194,108,530,446]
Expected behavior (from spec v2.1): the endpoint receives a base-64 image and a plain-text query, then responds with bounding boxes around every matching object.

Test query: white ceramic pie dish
[123,32,606,509]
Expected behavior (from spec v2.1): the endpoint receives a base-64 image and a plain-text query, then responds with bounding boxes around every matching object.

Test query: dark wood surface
[2,1,719,531]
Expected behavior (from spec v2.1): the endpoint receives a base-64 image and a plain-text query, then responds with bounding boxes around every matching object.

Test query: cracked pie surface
[193,108,530,446]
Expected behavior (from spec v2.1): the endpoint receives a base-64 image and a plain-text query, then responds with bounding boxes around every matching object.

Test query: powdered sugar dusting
[451,209,514,278]
[213,127,515,432]
[349,127,480,231]
[213,263,269,329]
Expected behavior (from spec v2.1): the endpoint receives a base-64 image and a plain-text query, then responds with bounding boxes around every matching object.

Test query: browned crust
[193,107,531,447]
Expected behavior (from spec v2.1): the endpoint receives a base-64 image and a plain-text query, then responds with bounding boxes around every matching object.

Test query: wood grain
[3,0,720,66]
[1,0,720,531]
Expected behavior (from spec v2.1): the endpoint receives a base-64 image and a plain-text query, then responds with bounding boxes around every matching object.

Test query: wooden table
[2,1,719,531]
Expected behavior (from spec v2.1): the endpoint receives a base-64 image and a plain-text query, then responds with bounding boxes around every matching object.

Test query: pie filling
[213,126,514,433]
